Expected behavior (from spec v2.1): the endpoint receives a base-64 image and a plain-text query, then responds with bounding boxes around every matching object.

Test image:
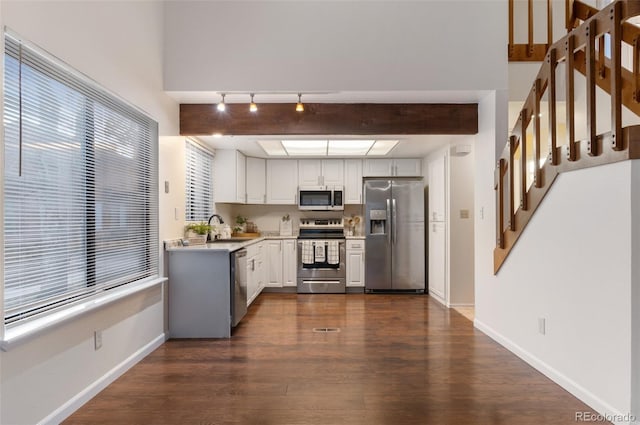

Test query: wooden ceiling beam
[180,103,478,136]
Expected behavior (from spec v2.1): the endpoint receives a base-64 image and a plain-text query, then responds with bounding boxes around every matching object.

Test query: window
[3,32,159,324]
[185,139,213,222]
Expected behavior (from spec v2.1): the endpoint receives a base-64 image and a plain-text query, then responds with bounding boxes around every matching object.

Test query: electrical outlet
[94,330,103,350]
[538,318,546,335]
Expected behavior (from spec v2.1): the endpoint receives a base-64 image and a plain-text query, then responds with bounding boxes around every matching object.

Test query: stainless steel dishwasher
[231,249,248,327]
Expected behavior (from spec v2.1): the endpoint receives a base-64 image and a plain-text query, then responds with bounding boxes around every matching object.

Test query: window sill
[1,277,167,351]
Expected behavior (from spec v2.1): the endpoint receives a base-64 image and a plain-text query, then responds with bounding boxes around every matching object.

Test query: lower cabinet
[346,239,365,287]
[247,241,265,306]
[265,240,283,287]
[282,239,297,287]
[264,238,298,288]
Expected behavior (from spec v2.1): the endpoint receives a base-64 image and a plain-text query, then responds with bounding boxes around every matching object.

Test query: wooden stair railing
[509,0,554,61]
[495,0,640,274]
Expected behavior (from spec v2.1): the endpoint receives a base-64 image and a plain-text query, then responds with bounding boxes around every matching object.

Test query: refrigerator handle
[386,198,392,245]
[392,198,397,245]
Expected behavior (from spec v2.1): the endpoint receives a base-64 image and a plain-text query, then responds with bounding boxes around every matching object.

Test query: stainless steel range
[297,218,346,293]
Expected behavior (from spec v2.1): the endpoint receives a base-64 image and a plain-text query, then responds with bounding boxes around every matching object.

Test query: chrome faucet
[207,214,225,242]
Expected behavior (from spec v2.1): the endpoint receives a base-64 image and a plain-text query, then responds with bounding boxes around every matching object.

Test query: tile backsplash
[215,203,364,235]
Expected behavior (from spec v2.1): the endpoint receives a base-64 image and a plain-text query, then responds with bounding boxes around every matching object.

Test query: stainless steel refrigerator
[364,178,425,292]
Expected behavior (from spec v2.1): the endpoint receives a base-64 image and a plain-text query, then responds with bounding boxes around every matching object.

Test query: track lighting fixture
[295,93,304,112]
[217,93,226,112]
[249,93,258,112]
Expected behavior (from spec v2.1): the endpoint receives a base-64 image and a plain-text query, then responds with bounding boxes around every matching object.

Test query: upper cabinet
[363,158,422,177]
[363,159,392,177]
[428,154,447,222]
[246,157,266,204]
[298,159,344,187]
[214,150,246,203]
[266,159,298,204]
[394,158,422,176]
[344,159,363,204]
[322,160,345,186]
[212,151,421,205]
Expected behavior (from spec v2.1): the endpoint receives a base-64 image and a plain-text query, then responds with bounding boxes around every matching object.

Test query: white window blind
[185,139,213,222]
[3,32,159,324]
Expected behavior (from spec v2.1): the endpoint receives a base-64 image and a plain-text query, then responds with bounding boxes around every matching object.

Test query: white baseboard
[428,290,447,307]
[40,333,167,425]
[450,303,475,308]
[474,319,633,425]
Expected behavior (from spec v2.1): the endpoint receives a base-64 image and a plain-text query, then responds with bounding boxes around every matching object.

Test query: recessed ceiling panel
[327,140,374,156]
[257,140,287,156]
[281,140,328,156]
[368,140,399,156]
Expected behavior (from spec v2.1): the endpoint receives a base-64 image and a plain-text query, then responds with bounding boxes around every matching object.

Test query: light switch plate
[94,330,103,350]
[460,209,470,219]
[538,318,546,335]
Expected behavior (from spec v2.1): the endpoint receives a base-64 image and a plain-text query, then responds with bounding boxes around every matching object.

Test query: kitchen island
[165,236,296,338]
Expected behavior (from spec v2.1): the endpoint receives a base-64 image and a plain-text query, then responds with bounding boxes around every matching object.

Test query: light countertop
[165,234,298,253]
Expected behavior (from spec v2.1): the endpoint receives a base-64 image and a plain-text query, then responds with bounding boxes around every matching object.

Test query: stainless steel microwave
[298,186,344,211]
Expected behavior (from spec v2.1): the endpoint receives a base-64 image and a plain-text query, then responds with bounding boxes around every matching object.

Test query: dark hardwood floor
[64,294,607,424]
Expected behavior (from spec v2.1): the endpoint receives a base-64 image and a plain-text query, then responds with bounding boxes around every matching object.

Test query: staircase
[495,0,640,273]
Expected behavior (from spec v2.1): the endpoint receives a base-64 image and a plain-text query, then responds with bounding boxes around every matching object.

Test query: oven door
[298,187,332,210]
[297,239,346,293]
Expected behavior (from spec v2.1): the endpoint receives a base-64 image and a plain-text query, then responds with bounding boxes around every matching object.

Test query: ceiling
[167,90,487,158]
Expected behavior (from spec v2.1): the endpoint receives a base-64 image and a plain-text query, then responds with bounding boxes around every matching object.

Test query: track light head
[296,93,304,112]
[217,93,226,112]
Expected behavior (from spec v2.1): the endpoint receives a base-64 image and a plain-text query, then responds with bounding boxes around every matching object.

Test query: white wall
[163,0,507,93]
[447,143,475,306]
[632,160,640,424]
[159,137,187,247]
[0,1,179,423]
[474,92,634,423]
[423,140,476,307]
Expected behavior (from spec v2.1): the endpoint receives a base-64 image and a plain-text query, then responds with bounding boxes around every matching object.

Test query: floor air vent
[313,327,341,333]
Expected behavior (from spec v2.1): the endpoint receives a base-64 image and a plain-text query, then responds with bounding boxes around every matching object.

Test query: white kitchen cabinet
[363,158,422,177]
[298,160,323,186]
[246,157,266,204]
[282,239,297,287]
[363,159,393,177]
[428,154,447,222]
[265,240,283,287]
[213,150,246,203]
[428,221,446,302]
[297,159,344,187]
[257,244,265,293]
[246,254,257,307]
[394,158,422,176]
[266,159,298,204]
[346,239,365,287]
[322,160,344,186]
[344,159,363,204]
[247,241,265,306]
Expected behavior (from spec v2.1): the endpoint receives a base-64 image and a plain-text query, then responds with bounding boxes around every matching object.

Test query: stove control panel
[299,218,344,228]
